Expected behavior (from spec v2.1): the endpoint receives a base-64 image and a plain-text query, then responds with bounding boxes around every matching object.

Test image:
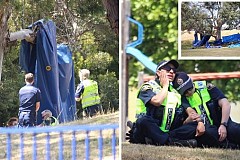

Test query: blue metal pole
[46,132,50,160]
[20,133,24,160]
[59,132,63,160]
[98,130,103,160]
[85,131,90,160]
[33,132,37,160]
[112,129,116,160]
[7,133,11,160]
[71,131,76,160]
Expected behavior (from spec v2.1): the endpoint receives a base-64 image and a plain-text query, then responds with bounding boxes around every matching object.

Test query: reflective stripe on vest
[82,80,100,109]
[187,81,213,125]
[136,80,181,132]
[160,85,181,132]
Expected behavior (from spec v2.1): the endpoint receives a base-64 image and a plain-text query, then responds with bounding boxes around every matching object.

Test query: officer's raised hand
[150,70,169,106]
[157,70,169,88]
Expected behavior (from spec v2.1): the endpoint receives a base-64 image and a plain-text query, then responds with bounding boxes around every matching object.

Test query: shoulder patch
[141,85,152,92]
[207,83,215,90]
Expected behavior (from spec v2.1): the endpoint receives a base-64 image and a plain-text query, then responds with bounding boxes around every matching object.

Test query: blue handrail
[125,18,157,73]
[126,17,144,48]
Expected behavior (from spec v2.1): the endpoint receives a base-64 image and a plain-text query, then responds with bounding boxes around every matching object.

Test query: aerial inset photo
[179,1,240,59]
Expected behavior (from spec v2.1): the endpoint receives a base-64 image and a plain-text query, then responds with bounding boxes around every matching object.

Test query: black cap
[173,72,194,95]
[156,60,179,72]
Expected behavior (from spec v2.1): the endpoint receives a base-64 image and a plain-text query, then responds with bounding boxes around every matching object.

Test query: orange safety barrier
[143,71,240,82]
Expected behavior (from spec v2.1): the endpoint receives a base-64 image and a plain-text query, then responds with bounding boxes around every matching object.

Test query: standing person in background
[18,73,41,127]
[75,69,101,118]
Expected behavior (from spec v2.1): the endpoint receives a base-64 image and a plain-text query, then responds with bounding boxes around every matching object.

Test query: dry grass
[122,143,240,160]
[180,30,240,58]
[0,112,119,160]
[125,88,240,159]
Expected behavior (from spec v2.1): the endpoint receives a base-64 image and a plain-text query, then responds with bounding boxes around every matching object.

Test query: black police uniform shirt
[181,82,226,110]
[19,84,41,112]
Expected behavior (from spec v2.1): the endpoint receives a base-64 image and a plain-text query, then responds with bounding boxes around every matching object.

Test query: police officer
[75,69,101,118]
[129,60,203,147]
[40,109,59,126]
[18,73,41,127]
[173,72,240,148]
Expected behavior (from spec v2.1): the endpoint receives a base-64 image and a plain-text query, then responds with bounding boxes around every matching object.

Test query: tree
[0,1,11,82]
[181,2,240,40]
[129,0,178,81]
[102,0,119,35]
[0,0,119,125]
[129,0,240,102]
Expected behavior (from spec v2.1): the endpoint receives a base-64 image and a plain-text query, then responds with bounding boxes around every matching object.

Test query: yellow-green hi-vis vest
[186,81,213,125]
[50,116,59,126]
[136,80,181,132]
[82,80,101,109]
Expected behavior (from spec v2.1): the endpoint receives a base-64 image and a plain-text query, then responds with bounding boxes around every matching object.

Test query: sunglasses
[160,65,177,73]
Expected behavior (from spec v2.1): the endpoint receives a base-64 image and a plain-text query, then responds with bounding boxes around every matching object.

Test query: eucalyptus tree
[181,2,240,40]
[0,0,119,125]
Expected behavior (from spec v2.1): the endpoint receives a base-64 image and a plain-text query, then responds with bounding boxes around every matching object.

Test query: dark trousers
[83,104,102,117]
[134,116,169,145]
[18,111,36,128]
[227,119,240,145]
[169,122,220,147]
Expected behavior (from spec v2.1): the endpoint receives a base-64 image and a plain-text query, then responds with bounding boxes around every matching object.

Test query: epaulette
[141,84,153,92]
[207,82,215,90]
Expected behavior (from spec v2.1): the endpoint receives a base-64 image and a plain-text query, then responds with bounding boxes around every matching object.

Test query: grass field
[180,30,240,58]
[122,143,240,160]
[0,112,119,160]
[125,88,240,160]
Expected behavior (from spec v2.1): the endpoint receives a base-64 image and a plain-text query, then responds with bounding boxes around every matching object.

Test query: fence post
[98,130,103,160]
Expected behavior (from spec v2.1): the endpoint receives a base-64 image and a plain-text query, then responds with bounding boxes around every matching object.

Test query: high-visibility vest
[136,80,181,132]
[82,80,101,109]
[50,116,59,126]
[187,81,213,125]
[42,116,59,126]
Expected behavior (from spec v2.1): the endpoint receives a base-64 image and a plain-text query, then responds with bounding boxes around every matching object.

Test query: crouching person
[172,72,240,149]
[127,60,199,147]
[39,109,59,126]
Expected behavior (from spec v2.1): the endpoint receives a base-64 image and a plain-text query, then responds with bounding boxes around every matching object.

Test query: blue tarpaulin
[20,20,76,124]
[222,33,240,44]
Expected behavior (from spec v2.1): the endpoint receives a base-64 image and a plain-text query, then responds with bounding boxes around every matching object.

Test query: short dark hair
[25,73,34,83]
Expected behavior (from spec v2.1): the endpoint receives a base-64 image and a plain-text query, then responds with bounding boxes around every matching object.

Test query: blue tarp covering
[20,20,76,124]
[193,35,211,47]
[222,33,240,44]
[228,43,240,48]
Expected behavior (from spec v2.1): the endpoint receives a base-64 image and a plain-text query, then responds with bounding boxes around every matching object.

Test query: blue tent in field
[19,19,76,124]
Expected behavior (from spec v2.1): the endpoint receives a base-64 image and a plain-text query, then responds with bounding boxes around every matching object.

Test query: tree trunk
[0,1,11,82]
[102,0,119,36]
[216,28,222,41]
